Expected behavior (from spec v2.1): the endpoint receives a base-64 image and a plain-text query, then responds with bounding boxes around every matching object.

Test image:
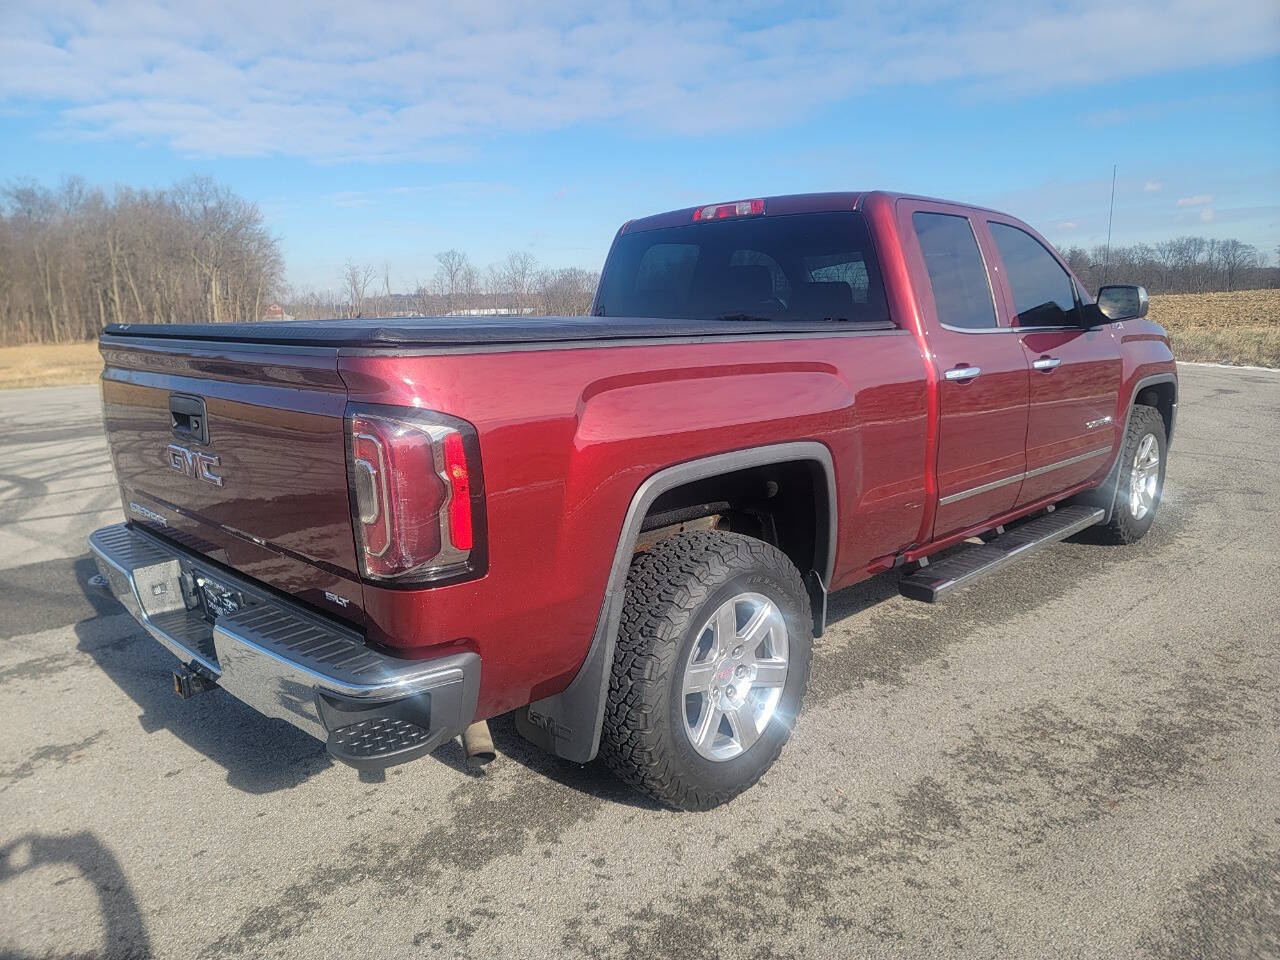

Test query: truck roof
[620,191,1010,234]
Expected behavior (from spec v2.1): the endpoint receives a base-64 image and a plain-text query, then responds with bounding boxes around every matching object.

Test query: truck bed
[102,314,892,348]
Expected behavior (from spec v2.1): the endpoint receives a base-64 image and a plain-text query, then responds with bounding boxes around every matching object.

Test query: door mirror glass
[1096,284,1149,322]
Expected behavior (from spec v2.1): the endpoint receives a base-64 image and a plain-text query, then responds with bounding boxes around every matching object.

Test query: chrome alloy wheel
[1129,433,1161,520]
[681,592,789,762]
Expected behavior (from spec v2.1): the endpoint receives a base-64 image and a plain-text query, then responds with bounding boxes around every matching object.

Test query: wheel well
[1135,381,1175,441]
[637,459,830,582]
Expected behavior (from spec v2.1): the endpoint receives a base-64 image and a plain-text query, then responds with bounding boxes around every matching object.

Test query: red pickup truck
[90,191,1175,809]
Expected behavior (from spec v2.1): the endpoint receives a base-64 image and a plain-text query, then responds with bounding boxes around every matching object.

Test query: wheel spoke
[725,703,760,750]
[752,659,788,689]
[713,602,738,656]
[683,661,716,695]
[693,702,722,751]
[739,602,774,651]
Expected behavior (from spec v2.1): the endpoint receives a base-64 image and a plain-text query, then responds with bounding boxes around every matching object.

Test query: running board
[898,505,1104,603]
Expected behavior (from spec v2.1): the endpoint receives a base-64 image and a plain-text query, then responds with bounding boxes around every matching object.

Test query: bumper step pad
[899,505,1104,603]
[329,717,434,769]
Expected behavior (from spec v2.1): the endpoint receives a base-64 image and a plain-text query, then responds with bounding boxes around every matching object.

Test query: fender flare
[515,441,837,763]
[1074,372,1177,523]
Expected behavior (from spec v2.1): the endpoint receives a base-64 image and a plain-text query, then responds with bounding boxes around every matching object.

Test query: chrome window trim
[938,322,1083,335]
[939,446,1112,506]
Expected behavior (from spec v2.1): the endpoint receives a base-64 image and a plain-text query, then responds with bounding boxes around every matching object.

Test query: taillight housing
[344,404,486,587]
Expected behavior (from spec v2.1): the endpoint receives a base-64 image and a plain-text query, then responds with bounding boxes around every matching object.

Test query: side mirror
[1096,284,1149,322]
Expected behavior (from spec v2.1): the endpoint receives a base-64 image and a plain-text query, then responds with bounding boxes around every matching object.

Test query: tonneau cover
[102,315,890,348]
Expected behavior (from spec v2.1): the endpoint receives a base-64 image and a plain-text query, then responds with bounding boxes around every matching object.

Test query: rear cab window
[596,212,891,325]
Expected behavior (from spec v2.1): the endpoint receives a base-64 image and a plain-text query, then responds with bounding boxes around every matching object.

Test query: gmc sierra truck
[89,191,1175,810]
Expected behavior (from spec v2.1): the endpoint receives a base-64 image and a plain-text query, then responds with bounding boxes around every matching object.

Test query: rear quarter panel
[340,331,929,718]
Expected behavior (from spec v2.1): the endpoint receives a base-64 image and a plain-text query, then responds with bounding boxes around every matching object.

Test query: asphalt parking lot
[1,364,1277,960]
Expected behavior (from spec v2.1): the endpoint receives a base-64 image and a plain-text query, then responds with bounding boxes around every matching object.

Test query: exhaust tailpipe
[461,720,496,766]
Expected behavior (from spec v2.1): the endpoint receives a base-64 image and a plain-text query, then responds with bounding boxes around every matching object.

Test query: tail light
[345,405,486,586]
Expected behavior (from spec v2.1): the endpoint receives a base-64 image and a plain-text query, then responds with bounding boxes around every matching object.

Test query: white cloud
[1144,180,1164,192]
[1057,221,1079,230]
[1,1,1278,161]
[1200,207,1216,222]
[1176,194,1214,207]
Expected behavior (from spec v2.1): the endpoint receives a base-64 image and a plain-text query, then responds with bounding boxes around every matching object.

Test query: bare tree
[341,260,378,318]
[432,249,472,314]
[499,250,538,313]
[536,267,599,315]
[1216,239,1260,292]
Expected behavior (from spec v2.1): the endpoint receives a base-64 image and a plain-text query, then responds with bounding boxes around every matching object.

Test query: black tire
[1095,404,1167,544]
[599,530,812,811]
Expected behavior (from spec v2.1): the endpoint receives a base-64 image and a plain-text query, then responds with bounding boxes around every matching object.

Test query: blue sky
[2,1,1278,291]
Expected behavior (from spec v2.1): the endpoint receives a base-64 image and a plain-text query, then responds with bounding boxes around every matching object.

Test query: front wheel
[1095,404,1167,544]
[599,530,812,810]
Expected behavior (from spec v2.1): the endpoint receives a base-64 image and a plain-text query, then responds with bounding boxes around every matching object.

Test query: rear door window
[911,212,997,330]
[596,211,891,325]
[988,223,1079,327]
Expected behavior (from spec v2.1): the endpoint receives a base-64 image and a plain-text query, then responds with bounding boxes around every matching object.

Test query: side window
[988,223,1079,327]
[911,212,997,330]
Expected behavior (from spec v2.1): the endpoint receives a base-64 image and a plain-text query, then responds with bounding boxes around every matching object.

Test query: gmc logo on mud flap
[166,443,224,487]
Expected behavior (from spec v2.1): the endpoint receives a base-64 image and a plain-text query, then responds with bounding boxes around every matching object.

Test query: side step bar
[899,505,1104,603]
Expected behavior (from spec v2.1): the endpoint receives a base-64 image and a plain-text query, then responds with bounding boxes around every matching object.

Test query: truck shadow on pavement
[0,831,151,960]
[66,524,1128,807]
[71,560,332,796]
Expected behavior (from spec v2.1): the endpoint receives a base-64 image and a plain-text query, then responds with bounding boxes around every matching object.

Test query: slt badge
[166,443,224,486]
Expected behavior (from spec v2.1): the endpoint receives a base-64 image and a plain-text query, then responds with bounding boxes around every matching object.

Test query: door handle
[1033,356,1062,371]
[944,365,982,382]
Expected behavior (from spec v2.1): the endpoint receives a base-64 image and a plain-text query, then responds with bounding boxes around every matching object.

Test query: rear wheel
[1095,404,1167,544]
[599,530,812,810]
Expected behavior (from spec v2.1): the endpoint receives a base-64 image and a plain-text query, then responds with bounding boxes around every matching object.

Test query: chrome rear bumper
[89,523,479,768]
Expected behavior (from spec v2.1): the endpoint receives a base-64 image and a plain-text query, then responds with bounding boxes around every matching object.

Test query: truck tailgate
[99,335,364,624]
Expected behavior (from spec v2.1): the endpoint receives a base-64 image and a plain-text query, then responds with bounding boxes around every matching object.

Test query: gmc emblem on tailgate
[166,443,224,487]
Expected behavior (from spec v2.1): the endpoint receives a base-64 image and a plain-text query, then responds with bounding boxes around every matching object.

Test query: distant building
[263,303,294,322]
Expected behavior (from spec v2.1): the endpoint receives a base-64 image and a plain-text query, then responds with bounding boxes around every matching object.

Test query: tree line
[285,250,600,321]
[1,175,1275,346]
[0,177,282,345]
[1059,237,1277,296]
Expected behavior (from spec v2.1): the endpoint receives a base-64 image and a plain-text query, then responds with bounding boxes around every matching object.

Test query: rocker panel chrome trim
[939,446,1112,506]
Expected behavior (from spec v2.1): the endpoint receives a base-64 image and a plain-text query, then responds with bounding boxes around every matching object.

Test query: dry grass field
[0,290,1276,390]
[1149,288,1280,368]
[0,341,103,390]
